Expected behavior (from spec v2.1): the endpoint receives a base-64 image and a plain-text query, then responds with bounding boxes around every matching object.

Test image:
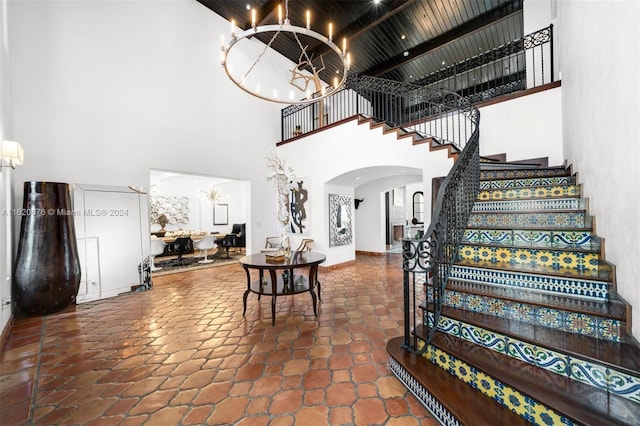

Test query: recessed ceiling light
[246,4,251,10]
[401,34,406,40]
[403,51,409,57]
[355,176,361,180]
[374,0,381,4]
[442,61,445,65]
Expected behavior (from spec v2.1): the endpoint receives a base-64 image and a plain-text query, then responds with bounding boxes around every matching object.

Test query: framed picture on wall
[289,179,310,234]
[214,203,228,225]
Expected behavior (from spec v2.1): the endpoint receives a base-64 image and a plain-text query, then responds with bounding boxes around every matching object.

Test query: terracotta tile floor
[0,254,436,425]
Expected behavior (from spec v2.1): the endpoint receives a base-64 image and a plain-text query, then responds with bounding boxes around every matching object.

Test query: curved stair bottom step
[386,336,529,426]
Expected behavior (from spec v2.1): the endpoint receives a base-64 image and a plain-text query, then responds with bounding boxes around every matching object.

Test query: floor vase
[13,182,81,315]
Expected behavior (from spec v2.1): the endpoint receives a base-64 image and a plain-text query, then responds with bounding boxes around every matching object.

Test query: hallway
[0,254,435,425]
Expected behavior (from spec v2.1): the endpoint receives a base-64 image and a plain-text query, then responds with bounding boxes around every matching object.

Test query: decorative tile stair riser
[480,168,570,180]
[462,229,595,249]
[427,290,623,341]
[425,313,640,403]
[477,184,580,201]
[473,197,585,212]
[480,175,573,189]
[417,339,576,425]
[467,211,589,229]
[449,265,610,301]
[457,245,600,272]
[391,163,640,424]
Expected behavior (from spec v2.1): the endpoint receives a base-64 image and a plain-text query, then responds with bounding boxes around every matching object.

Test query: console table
[239,251,326,325]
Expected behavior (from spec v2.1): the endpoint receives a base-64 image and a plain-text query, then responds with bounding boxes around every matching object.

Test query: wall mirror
[412,191,424,224]
[329,194,352,247]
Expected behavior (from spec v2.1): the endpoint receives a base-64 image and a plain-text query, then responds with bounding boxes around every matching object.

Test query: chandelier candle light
[221,0,350,106]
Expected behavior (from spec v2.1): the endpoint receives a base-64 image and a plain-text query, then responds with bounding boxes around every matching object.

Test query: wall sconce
[354,198,364,209]
[0,140,24,169]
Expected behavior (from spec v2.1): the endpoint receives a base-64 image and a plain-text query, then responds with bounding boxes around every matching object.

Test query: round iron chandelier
[220,0,350,104]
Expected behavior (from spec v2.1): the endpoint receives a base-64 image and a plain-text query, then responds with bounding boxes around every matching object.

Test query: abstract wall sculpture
[290,180,309,234]
[329,193,352,247]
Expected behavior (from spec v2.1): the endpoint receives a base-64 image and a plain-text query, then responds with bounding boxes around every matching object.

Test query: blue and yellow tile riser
[428,289,622,341]
[424,314,640,404]
[463,229,594,249]
[467,211,587,229]
[416,339,576,425]
[458,244,599,272]
[478,184,580,201]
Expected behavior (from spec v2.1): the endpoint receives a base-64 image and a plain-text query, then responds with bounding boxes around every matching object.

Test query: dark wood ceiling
[198,0,523,86]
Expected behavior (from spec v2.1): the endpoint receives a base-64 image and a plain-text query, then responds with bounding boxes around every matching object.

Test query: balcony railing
[281,25,552,142]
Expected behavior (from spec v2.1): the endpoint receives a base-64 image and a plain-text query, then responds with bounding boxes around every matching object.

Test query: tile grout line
[27,316,46,425]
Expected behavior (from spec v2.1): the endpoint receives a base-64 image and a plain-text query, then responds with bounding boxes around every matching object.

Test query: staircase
[387,162,640,425]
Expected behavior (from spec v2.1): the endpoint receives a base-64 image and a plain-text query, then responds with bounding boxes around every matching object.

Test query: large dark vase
[13,182,81,315]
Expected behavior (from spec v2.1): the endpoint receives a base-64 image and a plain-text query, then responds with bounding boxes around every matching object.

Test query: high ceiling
[197,0,523,86]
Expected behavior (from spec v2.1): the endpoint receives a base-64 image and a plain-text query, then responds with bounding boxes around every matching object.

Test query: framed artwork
[214,203,228,225]
[289,179,309,234]
[329,194,352,247]
[149,195,189,225]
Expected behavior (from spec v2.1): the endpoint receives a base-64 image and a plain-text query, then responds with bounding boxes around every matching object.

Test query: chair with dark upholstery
[168,237,193,265]
[217,234,236,259]
[230,223,246,254]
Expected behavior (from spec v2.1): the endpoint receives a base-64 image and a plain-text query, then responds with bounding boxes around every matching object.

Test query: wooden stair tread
[424,331,640,426]
[453,258,611,281]
[426,306,640,374]
[386,336,530,426]
[445,279,627,319]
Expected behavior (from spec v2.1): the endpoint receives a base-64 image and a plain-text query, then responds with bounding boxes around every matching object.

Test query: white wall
[279,119,453,265]
[479,86,563,165]
[557,0,640,337]
[6,0,295,270]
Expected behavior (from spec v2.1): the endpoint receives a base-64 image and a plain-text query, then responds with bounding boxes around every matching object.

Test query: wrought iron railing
[415,25,554,104]
[282,75,477,147]
[401,123,480,352]
[281,25,552,142]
